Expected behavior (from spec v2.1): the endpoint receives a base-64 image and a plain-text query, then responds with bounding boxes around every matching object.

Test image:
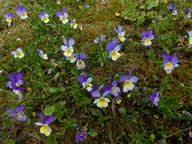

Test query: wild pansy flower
[94,34,106,43]
[5,105,27,121]
[55,8,69,24]
[38,11,49,23]
[106,37,121,61]
[78,24,82,31]
[16,4,28,19]
[4,12,13,23]
[11,47,24,59]
[76,130,87,143]
[75,52,86,70]
[77,72,93,91]
[184,8,192,18]
[37,49,48,60]
[162,52,181,74]
[149,89,160,107]
[119,67,138,93]
[35,112,54,136]
[141,30,155,46]
[91,85,110,108]
[114,26,126,42]
[61,38,75,57]
[188,30,192,44]
[169,3,177,15]
[108,80,120,97]
[116,97,122,104]
[70,19,78,29]
[66,53,76,63]
[6,72,23,99]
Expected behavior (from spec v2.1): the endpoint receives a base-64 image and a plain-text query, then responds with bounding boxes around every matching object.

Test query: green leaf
[44,105,55,116]
[46,134,57,144]
[49,87,59,93]
[5,139,14,144]
[87,129,98,137]
[90,108,102,116]
[149,133,155,142]
[118,107,127,114]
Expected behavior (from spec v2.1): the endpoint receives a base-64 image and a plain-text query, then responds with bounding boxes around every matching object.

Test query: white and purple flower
[106,37,121,61]
[141,30,155,46]
[94,34,106,43]
[69,19,78,29]
[77,72,93,91]
[11,47,24,59]
[61,38,75,57]
[108,80,121,97]
[169,3,177,15]
[75,52,86,70]
[185,8,192,18]
[188,30,192,44]
[162,52,181,74]
[5,105,27,121]
[37,49,48,60]
[149,89,160,107]
[114,26,126,42]
[119,67,138,93]
[16,4,28,19]
[4,11,13,23]
[55,8,69,24]
[76,130,87,143]
[66,53,76,63]
[35,112,54,136]
[38,11,49,23]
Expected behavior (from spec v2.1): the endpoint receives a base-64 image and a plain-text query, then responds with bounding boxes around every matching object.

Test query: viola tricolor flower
[6,72,23,99]
[106,37,121,61]
[108,80,120,97]
[77,72,93,91]
[16,4,28,19]
[38,11,49,23]
[169,3,177,15]
[75,52,86,70]
[35,113,54,136]
[66,53,76,63]
[61,38,75,57]
[11,47,24,59]
[78,24,83,31]
[149,89,160,107]
[91,85,110,108]
[94,34,106,43]
[162,52,181,74]
[5,105,27,121]
[76,130,87,143]
[119,67,138,93]
[69,19,78,29]
[185,8,192,18]
[114,26,126,42]
[116,97,122,104]
[4,12,13,23]
[37,49,48,60]
[55,8,69,24]
[141,30,155,46]
[188,30,192,44]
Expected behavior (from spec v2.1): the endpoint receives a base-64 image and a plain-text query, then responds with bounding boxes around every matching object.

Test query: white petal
[35,122,43,126]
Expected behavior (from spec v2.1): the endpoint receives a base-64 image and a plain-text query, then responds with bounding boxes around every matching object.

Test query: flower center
[62,17,66,21]
[145,38,151,44]
[78,60,83,66]
[66,49,71,54]
[112,51,117,57]
[112,87,116,93]
[70,56,74,60]
[16,83,20,87]
[17,112,23,117]
[21,12,26,17]
[7,17,11,21]
[16,52,22,57]
[43,17,48,21]
[165,62,172,68]
[85,82,91,87]
[99,98,105,102]
[125,80,131,87]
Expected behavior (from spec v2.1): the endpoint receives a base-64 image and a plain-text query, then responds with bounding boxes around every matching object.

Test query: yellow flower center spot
[80,133,85,137]
[85,83,91,87]
[112,87,116,93]
[21,12,26,17]
[66,49,71,54]
[125,80,131,87]
[16,84,20,86]
[70,56,74,60]
[112,51,117,57]
[165,62,172,68]
[17,112,23,117]
[145,38,151,44]
[78,61,83,66]
[16,52,22,57]
[99,98,105,103]
[62,17,66,21]
[43,17,48,21]
[7,18,11,21]
[117,99,121,104]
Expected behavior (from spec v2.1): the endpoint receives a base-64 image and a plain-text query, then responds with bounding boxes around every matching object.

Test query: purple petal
[62,8,67,14]
[80,52,86,59]
[106,42,114,51]
[119,75,130,82]
[43,115,54,124]
[6,81,12,88]
[63,38,68,47]
[141,30,148,37]
[5,107,14,112]
[83,72,88,78]
[7,112,17,117]
[148,30,153,36]
[162,53,171,61]
[169,3,176,11]
[149,94,155,102]
[114,28,119,34]
[114,45,121,51]
[128,66,135,78]
[113,37,118,46]
[4,11,8,18]
[148,35,155,40]
[16,115,27,121]
[129,76,138,82]
[14,72,22,82]
[101,35,106,40]
[9,13,13,18]
[170,52,181,64]
[21,7,27,13]
[55,11,61,17]
[16,4,21,10]
[118,25,123,33]
[91,89,101,97]
[77,75,86,83]
[111,80,117,87]
[68,38,75,47]
[40,112,44,122]
[94,37,99,43]
[14,105,24,112]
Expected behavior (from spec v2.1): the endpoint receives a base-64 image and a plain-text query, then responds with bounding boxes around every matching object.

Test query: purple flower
[185,8,192,18]
[85,4,90,8]
[6,72,23,99]
[108,80,121,97]
[61,38,75,57]
[116,97,122,104]
[141,30,155,46]
[37,49,48,59]
[94,34,106,43]
[162,52,181,74]
[77,72,93,91]
[55,8,69,24]
[188,30,192,44]
[69,19,78,29]
[106,37,121,61]
[38,11,49,23]
[119,67,138,93]
[35,113,54,136]
[169,3,177,15]
[114,26,126,42]
[149,89,160,107]
[16,4,28,19]
[75,52,86,70]
[5,105,27,121]
[76,130,87,143]
[4,11,13,23]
